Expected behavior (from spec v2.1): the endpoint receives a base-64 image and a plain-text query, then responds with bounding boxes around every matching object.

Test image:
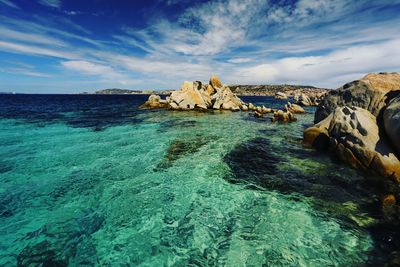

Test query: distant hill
[89,88,172,95]
[87,85,328,96]
[92,88,151,94]
[229,84,329,96]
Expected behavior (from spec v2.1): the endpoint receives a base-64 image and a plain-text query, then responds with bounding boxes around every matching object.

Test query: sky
[0,0,400,93]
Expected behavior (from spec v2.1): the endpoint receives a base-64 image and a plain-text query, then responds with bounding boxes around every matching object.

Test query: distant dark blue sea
[0,94,391,266]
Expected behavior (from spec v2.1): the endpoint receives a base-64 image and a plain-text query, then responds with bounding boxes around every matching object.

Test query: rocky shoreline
[140,74,324,123]
[303,72,400,264]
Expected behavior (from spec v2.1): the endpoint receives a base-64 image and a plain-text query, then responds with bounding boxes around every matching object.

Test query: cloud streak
[0,0,399,92]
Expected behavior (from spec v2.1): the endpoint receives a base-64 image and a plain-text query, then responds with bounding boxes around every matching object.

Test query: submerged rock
[17,210,103,267]
[223,138,281,187]
[156,136,209,170]
[271,110,297,123]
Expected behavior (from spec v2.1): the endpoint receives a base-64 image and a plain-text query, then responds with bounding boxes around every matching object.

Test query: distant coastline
[85,84,329,96]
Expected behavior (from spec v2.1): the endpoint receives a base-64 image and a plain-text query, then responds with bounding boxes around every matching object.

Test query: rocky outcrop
[275,92,288,100]
[384,96,400,155]
[139,94,168,109]
[141,75,246,111]
[293,92,325,107]
[168,81,208,110]
[284,102,305,114]
[305,106,400,181]
[212,85,243,111]
[315,72,400,123]
[271,110,296,123]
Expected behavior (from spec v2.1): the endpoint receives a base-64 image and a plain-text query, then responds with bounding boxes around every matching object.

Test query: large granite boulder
[315,72,400,123]
[168,81,208,110]
[212,85,244,111]
[384,96,400,155]
[305,106,400,181]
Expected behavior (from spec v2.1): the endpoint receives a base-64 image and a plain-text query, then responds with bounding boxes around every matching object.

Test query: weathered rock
[209,74,223,89]
[315,72,400,123]
[285,102,305,114]
[139,94,168,109]
[254,111,264,118]
[275,92,288,100]
[271,110,296,122]
[307,106,400,181]
[384,96,400,155]
[212,86,243,110]
[261,105,272,114]
[248,103,256,110]
[303,113,332,150]
[168,81,208,110]
[294,93,312,106]
[241,104,249,111]
[382,194,397,220]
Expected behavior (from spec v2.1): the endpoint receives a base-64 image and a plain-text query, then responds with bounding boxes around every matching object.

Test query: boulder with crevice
[305,106,400,181]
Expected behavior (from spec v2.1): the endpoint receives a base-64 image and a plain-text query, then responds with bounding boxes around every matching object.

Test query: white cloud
[0,26,66,46]
[227,58,254,64]
[229,38,400,88]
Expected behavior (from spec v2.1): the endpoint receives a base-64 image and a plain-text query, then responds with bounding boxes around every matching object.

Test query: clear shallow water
[0,95,389,266]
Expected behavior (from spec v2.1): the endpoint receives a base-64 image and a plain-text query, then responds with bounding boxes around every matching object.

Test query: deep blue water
[0,94,395,266]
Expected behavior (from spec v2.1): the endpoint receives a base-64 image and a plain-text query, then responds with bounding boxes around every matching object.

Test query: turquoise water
[0,95,388,266]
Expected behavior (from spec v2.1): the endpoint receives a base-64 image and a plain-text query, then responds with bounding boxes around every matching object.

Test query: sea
[0,94,396,266]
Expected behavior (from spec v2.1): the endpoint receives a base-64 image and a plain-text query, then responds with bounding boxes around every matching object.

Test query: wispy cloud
[1,0,400,92]
[61,60,137,85]
[0,0,18,8]
[38,0,61,8]
[0,40,78,59]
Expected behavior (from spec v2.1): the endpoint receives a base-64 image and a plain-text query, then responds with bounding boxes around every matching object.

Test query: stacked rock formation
[141,75,246,111]
[304,72,400,181]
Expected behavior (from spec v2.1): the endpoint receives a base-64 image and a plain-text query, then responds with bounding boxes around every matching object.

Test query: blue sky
[0,0,400,93]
